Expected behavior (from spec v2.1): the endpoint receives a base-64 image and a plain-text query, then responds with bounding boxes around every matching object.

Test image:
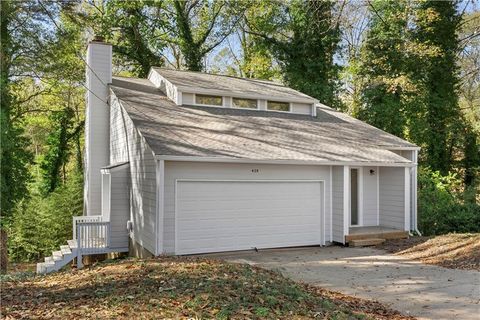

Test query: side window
[267,101,290,112]
[233,98,257,109]
[195,94,223,106]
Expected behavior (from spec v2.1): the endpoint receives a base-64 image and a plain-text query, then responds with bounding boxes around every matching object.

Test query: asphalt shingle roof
[110,76,417,164]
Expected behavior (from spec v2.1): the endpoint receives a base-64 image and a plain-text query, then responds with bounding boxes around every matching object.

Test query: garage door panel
[178,198,319,211]
[176,181,323,254]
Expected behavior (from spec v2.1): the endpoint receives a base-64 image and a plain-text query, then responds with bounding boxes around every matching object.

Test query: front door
[350,168,359,226]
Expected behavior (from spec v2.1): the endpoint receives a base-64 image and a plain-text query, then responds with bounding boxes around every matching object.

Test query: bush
[418,167,480,236]
[7,174,83,262]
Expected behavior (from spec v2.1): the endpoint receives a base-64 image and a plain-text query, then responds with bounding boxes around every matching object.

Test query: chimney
[84,37,112,216]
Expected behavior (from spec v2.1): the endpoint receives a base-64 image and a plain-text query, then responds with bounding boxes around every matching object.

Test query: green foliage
[248,0,342,106]
[97,0,167,77]
[8,174,83,262]
[356,0,466,175]
[418,167,480,236]
[171,0,244,71]
[0,0,32,222]
[39,108,74,193]
[413,1,463,174]
[355,0,422,138]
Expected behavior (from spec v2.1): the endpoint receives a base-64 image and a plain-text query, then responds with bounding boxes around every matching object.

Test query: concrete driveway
[206,246,480,320]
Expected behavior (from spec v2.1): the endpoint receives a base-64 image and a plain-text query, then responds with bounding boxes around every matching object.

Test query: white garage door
[176,180,323,254]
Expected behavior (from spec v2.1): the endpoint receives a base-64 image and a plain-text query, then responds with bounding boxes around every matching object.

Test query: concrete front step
[350,238,386,247]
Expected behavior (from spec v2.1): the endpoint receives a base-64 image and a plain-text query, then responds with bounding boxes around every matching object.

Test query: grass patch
[2,257,412,319]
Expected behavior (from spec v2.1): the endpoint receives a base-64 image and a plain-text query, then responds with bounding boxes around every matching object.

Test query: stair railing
[74,216,111,269]
[73,215,103,240]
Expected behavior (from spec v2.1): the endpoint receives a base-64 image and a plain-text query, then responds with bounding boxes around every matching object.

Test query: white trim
[329,165,333,242]
[376,166,380,226]
[174,179,326,254]
[386,146,421,151]
[156,155,415,167]
[101,172,111,221]
[176,91,182,105]
[343,166,350,241]
[404,167,411,231]
[413,150,418,231]
[156,160,165,255]
[100,162,130,174]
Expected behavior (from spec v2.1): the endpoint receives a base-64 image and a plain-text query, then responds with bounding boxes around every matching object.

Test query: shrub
[7,174,83,262]
[418,167,480,236]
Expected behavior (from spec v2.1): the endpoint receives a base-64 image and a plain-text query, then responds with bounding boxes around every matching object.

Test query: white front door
[175,180,323,255]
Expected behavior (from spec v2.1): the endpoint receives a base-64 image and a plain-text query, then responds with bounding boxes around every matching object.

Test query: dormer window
[195,94,222,106]
[233,98,257,109]
[267,101,290,112]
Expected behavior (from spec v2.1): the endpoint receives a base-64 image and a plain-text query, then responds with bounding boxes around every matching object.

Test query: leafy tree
[95,0,168,77]
[413,0,463,174]
[355,0,418,138]
[1,1,33,222]
[246,0,342,106]
[169,0,245,71]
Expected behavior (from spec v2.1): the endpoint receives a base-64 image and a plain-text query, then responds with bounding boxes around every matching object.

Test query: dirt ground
[376,233,480,271]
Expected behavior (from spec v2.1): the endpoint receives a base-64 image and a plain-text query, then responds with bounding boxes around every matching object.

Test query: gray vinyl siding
[182,92,194,105]
[109,169,130,249]
[110,94,157,255]
[332,166,344,243]
[163,162,332,254]
[290,102,312,115]
[391,150,414,161]
[379,167,405,230]
[362,166,378,226]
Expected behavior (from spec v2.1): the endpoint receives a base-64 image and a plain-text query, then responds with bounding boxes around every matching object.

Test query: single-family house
[37,38,419,274]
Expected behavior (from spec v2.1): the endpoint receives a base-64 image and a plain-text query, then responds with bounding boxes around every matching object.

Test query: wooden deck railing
[73,215,103,240]
[76,221,111,254]
[73,215,112,268]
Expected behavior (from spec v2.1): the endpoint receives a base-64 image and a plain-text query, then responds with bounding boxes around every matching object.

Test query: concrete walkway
[206,246,480,320]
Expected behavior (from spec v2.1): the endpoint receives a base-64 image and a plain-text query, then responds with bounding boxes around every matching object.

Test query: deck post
[404,167,411,232]
[343,165,350,243]
[76,224,83,269]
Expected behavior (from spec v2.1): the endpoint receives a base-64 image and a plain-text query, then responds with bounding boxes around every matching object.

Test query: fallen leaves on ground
[376,233,480,271]
[1,257,414,319]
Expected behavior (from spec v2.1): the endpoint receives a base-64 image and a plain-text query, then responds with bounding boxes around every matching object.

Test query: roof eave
[154,155,415,167]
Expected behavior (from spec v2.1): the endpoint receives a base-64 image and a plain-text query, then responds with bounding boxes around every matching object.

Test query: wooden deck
[346,226,409,243]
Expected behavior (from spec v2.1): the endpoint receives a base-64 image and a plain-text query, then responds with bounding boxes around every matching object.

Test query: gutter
[154,155,416,167]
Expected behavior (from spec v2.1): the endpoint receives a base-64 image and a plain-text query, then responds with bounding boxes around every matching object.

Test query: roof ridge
[151,66,287,88]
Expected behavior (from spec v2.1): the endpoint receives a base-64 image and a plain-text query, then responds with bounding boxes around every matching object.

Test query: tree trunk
[0,228,8,274]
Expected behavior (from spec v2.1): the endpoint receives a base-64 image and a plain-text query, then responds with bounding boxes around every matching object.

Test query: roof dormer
[148,67,319,116]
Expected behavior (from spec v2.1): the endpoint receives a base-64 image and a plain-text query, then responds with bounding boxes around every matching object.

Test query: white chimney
[84,36,112,216]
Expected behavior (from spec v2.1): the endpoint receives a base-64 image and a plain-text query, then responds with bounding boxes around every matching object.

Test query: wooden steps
[350,238,385,247]
[345,231,409,243]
